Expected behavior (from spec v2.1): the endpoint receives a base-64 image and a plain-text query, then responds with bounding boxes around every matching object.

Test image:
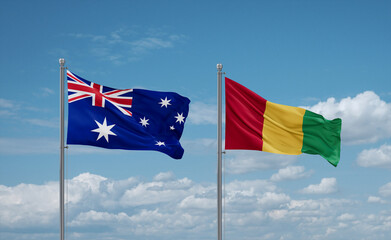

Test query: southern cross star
[175,112,185,124]
[156,141,165,146]
[159,97,172,108]
[139,117,149,127]
[91,117,116,142]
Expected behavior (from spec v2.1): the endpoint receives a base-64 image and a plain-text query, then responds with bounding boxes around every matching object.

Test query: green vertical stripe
[301,110,342,167]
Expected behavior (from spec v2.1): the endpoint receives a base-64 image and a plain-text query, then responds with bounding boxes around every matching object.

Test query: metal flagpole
[217,63,223,240]
[59,58,65,240]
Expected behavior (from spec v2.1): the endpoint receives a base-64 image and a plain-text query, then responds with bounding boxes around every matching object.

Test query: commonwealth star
[91,117,117,142]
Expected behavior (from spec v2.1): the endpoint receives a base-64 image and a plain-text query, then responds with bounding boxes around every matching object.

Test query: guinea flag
[225,77,342,167]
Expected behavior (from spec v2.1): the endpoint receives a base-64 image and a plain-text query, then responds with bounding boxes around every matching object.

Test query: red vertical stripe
[92,83,103,107]
[225,77,267,150]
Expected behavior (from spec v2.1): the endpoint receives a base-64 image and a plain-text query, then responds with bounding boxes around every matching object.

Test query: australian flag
[66,71,190,159]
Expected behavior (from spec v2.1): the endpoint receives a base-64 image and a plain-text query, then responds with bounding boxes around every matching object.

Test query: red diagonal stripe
[105,96,132,106]
[68,82,96,94]
[67,72,84,84]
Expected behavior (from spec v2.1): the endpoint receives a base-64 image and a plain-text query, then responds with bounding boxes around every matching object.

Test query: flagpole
[59,58,65,240]
[217,63,223,240]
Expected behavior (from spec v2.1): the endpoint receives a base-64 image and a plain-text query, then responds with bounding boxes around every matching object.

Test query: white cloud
[68,28,186,64]
[268,209,288,220]
[131,37,173,53]
[337,213,355,221]
[188,101,217,125]
[0,181,58,228]
[153,171,175,181]
[24,118,57,128]
[62,173,215,238]
[368,196,387,204]
[225,151,296,174]
[270,166,313,181]
[223,180,280,213]
[66,172,108,204]
[181,138,216,155]
[300,178,338,194]
[304,91,391,145]
[69,210,130,228]
[357,144,391,169]
[35,87,54,97]
[286,198,351,218]
[0,98,18,117]
[119,177,194,207]
[257,192,291,209]
[0,98,16,109]
[179,195,215,209]
[2,172,391,240]
[226,179,277,196]
[0,98,57,129]
[379,182,391,198]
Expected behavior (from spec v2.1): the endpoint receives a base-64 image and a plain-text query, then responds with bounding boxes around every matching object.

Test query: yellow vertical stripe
[262,101,306,155]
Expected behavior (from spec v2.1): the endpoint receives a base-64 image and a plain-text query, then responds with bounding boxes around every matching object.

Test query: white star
[139,117,149,127]
[170,125,175,130]
[175,112,185,124]
[91,117,116,142]
[156,141,165,146]
[159,97,172,108]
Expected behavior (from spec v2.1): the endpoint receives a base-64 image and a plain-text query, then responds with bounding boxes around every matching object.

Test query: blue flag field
[66,71,190,159]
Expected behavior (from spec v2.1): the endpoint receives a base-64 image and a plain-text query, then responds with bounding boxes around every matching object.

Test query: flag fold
[66,71,190,159]
[225,77,341,166]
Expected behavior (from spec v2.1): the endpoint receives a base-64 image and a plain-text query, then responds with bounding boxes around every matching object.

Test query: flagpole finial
[59,58,65,65]
[217,63,223,71]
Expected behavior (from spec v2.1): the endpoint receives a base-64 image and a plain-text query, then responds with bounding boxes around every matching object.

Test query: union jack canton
[66,70,190,159]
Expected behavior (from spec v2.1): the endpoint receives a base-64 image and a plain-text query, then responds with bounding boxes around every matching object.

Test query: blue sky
[1,0,391,239]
